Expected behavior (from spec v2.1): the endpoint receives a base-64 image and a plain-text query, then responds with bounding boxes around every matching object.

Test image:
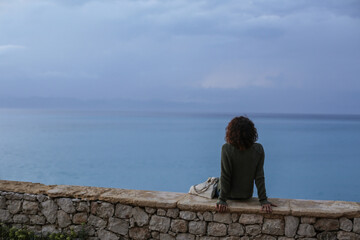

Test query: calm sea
[0,109,359,202]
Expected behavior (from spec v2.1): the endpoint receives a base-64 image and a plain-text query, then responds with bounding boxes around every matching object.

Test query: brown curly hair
[225,116,258,150]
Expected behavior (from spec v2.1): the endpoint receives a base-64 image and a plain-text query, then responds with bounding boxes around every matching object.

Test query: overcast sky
[1,0,359,114]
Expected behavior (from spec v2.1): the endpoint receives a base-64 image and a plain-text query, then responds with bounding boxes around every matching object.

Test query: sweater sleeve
[219,144,232,203]
[255,145,269,205]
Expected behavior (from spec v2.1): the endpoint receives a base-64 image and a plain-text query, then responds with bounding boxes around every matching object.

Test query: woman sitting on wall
[215,116,277,213]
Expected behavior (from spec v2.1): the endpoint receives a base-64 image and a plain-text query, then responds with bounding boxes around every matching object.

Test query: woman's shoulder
[252,142,264,154]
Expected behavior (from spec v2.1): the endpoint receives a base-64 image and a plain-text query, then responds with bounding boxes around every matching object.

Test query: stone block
[314,218,339,231]
[146,207,157,214]
[149,215,171,233]
[337,231,360,240]
[189,221,207,235]
[42,225,59,235]
[57,210,71,228]
[231,213,239,223]
[262,218,285,235]
[22,200,39,214]
[132,207,149,226]
[129,227,151,240]
[0,209,11,222]
[239,214,263,224]
[157,209,167,216]
[98,229,118,240]
[214,213,232,224]
[30,215,46,225]
[108,217,129,235]
[254,235,276,240]
[340,217,353,232]
[228,223,244,236]
[197,212,204,220]
[245,225,261,236]
[7,200,22,214]
[171,219,188,233]
[0,196,6,209]
[354,218,360,234]
[220,237,241,240]
[317,231,337,240]
[203,212,213,221]
[180,211,197,220]
[284,216,299,237]
[200,237,220,240]
[301,217,316,224]
[88,214,107,229]
[41,200,58,224]
[152,231,160,239]
[13,214,29,224]
[97,202,114,218]
[297,224,316,237]
[167,208,179,218]
[76,201,89,212]
[176,233,195,240]
[115,203,133,218]
[73,212,88,224]
[23,193,37,201]
[57,198,76,214]
[36,194,47,202]
[208,222,227,236]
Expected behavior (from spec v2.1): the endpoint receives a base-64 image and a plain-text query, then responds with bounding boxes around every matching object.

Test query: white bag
[188,177,219,199]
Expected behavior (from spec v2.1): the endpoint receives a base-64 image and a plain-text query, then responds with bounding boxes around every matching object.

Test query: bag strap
[193,178,218,194]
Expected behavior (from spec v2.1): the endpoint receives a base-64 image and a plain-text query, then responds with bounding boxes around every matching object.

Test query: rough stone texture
[297,224,316,237]
[36,194,47,202]
[254,235,276,240]
[245,225,261,236]
[340,217,353,232]
[97,202,114,218]
[22,200,39,214]
[208,222,227,236]
[189,221,207,235]
[239,214,263,224]
[232,213,239,223]
[41,200,58,224]
[146,207,157,214]
[214,213,232,224]
[317,231,337,240]
[354,218,360,234]
[337,231,360,240]
[73,212,88,224]
[0,209,11,222]
[160,233,176,240]
[262,218,285,236]
[171,219,188,233]
[30,215,46,225]
[176,233,196,240]
[200,237,220,240]
[76,201,89,212]
[57,198,76,213]
[8,200,22,214]
[108,217,129,235]
[98,229,118,240]
[158,209,167,216]
[203,212,213,221]
[314,218,339,231]
[167,208,179,218]
[88,214,107,229]
[115,203,133,218]
[278,238,295,240]
[150,215,171,233]
[132,207,150,227]
[0,196,6,209]
[221,237,241,240]
[301,217,316,224]
[129,227,151,240]
[57,210,71,228]
[180,211,197,220]
[228,223,244,236]
[284,216,299,237]
[13,214,29,224]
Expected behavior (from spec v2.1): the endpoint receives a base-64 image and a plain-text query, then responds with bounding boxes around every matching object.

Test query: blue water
[0,109,359,202]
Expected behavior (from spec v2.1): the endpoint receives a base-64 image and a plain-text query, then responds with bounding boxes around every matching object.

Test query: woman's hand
[261,202,277,213]
[216,201,228,213]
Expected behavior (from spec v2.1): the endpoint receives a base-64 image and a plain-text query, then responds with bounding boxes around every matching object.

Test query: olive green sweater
[218,142,269,205]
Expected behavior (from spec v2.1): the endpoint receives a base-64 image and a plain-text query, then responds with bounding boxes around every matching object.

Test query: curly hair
[225,116,258,150]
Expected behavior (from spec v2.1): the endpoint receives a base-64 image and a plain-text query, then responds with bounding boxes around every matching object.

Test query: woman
[215,116,277,213]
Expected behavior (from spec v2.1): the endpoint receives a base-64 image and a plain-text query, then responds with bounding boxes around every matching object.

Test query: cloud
[0,45,25,54]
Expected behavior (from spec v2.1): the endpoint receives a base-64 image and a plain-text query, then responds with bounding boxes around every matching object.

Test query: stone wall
[0,180,359,240]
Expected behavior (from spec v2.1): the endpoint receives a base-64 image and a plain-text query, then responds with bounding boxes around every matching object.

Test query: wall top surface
[1,180,359,218]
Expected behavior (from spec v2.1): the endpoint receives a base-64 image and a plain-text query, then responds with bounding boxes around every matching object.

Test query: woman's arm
[216,144,232,212]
